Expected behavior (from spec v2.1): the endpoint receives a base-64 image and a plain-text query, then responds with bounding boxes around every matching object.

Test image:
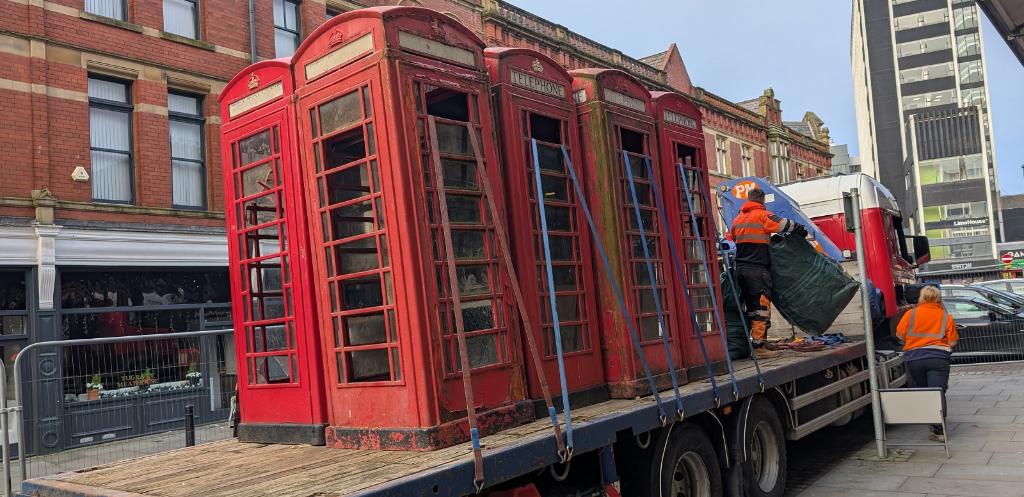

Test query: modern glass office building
[852,0,1003,275]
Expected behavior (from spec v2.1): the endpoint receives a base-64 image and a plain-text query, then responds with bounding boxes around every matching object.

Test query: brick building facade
[0,0,831,450]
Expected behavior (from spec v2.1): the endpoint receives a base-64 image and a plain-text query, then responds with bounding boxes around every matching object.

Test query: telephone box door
[222,109,325,428]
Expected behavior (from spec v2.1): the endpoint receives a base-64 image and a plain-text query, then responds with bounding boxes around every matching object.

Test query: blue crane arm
[716,177,845,262]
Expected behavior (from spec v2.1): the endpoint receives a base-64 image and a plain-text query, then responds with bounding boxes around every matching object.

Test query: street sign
[1003,253,1014,265]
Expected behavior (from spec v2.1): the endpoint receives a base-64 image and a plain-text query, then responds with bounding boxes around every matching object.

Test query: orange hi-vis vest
[729,201,795,266]
[896,302,959,351]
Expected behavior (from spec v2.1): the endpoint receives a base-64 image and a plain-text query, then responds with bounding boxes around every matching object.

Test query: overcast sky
[511,0,1024,195]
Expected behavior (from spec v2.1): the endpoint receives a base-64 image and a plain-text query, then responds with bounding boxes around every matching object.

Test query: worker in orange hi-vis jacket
[728,188,806,359]
[896,285,959,443]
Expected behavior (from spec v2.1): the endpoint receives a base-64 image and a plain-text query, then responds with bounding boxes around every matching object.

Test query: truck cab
[780,174,930,323]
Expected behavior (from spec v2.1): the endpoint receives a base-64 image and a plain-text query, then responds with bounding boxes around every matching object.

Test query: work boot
[928,433,945,443]
[754,347,779,359]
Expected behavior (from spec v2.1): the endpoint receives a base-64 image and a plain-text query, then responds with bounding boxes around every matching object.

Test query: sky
[511,0,1024,195]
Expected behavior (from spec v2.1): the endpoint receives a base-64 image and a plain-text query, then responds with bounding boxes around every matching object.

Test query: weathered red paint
[484,47,606,403]
[570,68,686,398]
[290,7,531,449]
[651,91,727,377]
[218,60,329,435]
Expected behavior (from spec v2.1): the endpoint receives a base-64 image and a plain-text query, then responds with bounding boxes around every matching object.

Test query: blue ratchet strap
[561,145,667,420]
[622,151,685,420]
[677,164,740,401]
[716,222,765,388]
[641,156,721,407]
[531,139,574,452]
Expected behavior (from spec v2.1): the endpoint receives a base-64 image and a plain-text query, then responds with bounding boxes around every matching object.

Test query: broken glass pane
[453,230,486,259]
[466,334,498,369]
[461,300,494,332]
[240,162,274,197]
[326,163,370,204]
[330,200,374,239]
[456,265,490,296]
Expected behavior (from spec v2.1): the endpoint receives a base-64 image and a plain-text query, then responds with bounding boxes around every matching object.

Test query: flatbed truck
[20,344,905,497]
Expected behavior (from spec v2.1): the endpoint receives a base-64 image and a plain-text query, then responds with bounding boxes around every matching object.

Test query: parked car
[979,278,1024,296]
[939,284,1024,313]
[943,297,1024,363]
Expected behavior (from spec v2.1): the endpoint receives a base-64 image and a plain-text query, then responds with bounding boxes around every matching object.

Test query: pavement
[791,362,1024,497]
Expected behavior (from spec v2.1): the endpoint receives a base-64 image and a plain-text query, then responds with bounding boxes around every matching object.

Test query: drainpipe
[248,0,257,63]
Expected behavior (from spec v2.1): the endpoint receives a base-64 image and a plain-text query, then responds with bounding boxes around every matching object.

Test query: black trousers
[907,357,950,434]
[735,263,772,344]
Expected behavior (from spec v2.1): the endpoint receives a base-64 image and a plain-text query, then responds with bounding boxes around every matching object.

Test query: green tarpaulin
[721,234,859,359]
[768,234,859,334]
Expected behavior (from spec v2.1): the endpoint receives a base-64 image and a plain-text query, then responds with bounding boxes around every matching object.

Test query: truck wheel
[727,396,787,497]
[654,423,723,497]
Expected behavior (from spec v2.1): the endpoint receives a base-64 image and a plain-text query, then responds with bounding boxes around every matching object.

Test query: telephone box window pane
[536,145,564,172]
[442,159,479,190]
[256,355,291,383]
[246,232,279,259]
[347,349,390,382]
[251,296,285,321]
[250,260,283,292]
[456,265,490,296]
[326,163,370,204]
[544,206,572,232]
[254,324,289,352]
[424,88,469,122]
[540,175,567,201]
[551,266,576,291]
[630,211,655,231]
[391,348,401,380]
[344,312,386,346]
[319,91,363,136]
[466,335,498,369]
[323,128,367,171]
[341,277,383,310]
[334,237,379,275]
[453,230,485,259]
[548,236,573,261]
[559,325,583,352]
[632,183,652,207]
[435,123,471,155]
[240,163,275,198]
[242,192,279,226]
[446,196,481,224]
[461,300,494,332]
[330,200,374,239]
[556,295,579,321]
[239,131,272,166]
[638,289,659,313]
[361,87,372,118]
[640,316,662,341]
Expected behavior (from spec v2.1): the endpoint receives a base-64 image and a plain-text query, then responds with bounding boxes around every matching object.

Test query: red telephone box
[571,68,684,398]
[219,60,328,444]
[651,91,727,377]
[484,48,606,406]
[291,7,531,450]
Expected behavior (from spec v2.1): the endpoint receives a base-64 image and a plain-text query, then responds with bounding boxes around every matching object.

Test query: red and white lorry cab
[719,173,930,335]
[778,174,931,327]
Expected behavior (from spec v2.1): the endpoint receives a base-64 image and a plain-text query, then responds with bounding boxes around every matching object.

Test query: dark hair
[749,188,766,202]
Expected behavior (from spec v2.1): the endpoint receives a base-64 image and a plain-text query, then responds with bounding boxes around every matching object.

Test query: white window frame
[741,144,753,177]
[163,0,200,39]
[169,91,207,209]
[88,75,135,204]
[715,135,729,174]
[274,0,301,58]
[84,0,126,20]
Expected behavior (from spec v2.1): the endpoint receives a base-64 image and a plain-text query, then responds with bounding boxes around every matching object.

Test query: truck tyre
[621,422,723,497]
[725,395,787,497]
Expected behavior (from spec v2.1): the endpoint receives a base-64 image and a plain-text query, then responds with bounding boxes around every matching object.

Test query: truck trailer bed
[19,343,868,497]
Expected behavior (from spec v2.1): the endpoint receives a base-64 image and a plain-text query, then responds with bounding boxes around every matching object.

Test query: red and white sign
[1003,252,1015,264]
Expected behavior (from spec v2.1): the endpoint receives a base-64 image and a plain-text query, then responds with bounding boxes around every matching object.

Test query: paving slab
[790,363,1024,497]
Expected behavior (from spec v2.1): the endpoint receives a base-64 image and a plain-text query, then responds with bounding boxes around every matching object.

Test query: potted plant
[86,374,103,401]
[185,364,202,386]
[136,369,156,393]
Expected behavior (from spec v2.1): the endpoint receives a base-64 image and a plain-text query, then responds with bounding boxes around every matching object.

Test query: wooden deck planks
[41,348,845,497]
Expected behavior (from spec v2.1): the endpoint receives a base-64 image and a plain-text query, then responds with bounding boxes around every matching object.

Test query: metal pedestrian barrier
[0,329,236,496]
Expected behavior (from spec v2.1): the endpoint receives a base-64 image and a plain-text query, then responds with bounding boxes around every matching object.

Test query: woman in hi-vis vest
[896,285,959,442]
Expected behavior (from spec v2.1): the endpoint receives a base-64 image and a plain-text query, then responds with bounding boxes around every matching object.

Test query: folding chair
[878,387,949,458]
